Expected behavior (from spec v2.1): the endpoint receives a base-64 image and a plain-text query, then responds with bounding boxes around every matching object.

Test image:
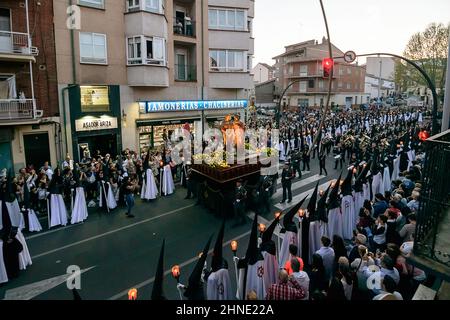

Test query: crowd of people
[2,104,431,300]
[164,106,430,301]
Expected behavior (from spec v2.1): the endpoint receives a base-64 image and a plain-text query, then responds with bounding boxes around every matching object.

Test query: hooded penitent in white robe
[279,231,297,267]
[71,187,88,224]
[237,259,266,300]
[206,268,233,300]
[353,191,364,214]
[382,166,391,194]
[49,194,68,228]
[392,157,400,181]
[278,142,286,161]
[162,165,175,196]
[371,173,382,201]
[341,195,356,240]
[99,182,117,210]
[363,183,370,202]
[141,169,158,200]
[407,150,415,172]
[262,251,278,294]
[308,221,322,265]
[1,200,22,230]
[327,207,343,239]
[27,209,42,232]
[16,229,32,270]
[0,239,8,284]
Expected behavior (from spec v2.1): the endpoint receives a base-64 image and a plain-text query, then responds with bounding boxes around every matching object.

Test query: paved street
[0,155,346,300]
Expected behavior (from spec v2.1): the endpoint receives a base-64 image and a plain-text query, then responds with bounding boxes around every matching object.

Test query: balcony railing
[173,18,196,37]
[413,130,450,269]
[0,31,34,55]
[0,99,37,120]
[174,64,197,81]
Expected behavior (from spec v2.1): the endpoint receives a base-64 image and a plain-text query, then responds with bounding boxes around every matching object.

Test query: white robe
[279,142,286,161]
[99,182,117,210]
[162,165,175,196]
[206,268,233,301]
[353,192,364,215]
[262,251,278,294]
[392,157,400,181]
[0,200,23,230]
[320,221,329,238]
[16,230,32,270]
[237,260,266,300]
[363,183,370,202]
[327,207,343,239]
[279,230,298,268]
[341,195,356,240]
[407,150,415,172]
[371,173,382,201]
[27,209,42,232]
[49,194,68,228]
[309,221,322,265]
[382,166,391,194]
[71,187,88,224]
[141,169,158,200]
[0,239,8,284]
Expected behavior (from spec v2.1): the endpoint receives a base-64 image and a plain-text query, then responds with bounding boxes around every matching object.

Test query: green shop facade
[67,85,122,162]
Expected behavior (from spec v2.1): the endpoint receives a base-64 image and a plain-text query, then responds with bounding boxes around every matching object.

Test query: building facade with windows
[273,38,369,110]
[0,0,59,171]
[54,0,254,160]
[252,62,275,84]
[364,57,395,100]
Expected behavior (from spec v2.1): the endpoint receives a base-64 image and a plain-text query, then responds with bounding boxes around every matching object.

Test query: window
[127,35,166,66]
[308,79,315,89]
[208,8,247,31]
[346,83,351,89]
[78,0,104,9]
[0,9,11,31]
[338,81,343,88]
[339,68,344,75]
[209,50,246,72]
[347,67,351,75]
[80,32,107,64]
[318,80,324,90]
[127,0,163,13]
[299,81,307,93]
[288,65,293,75]
[80,86,110,112]
[300,65,307,77]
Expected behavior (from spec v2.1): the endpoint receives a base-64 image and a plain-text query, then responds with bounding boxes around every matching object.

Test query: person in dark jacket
[373,193,388,218]
[309,253,327,294]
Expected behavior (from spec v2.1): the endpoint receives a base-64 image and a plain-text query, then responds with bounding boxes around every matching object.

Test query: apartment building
[54,0,254,160]
[252,62,275,84]
[364,57,395,99]
[0,0,59,171]
[273,38,369,110]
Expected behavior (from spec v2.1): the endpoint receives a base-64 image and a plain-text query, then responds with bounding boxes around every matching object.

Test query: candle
[171,265,180,279]
[231,240,238,253]
[128,288,138,301]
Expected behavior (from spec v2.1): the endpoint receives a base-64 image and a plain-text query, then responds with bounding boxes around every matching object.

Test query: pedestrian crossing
[275,179,333,210]
[273,173,322,199]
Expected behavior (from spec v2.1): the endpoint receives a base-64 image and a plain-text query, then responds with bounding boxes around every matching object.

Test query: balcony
[127,65,169,87]
[0,99,42,121]
[408,129,450,282]
[173,18,196,38]
[0,31,37,62]
[174,64,196,82]
[209,72,252,89]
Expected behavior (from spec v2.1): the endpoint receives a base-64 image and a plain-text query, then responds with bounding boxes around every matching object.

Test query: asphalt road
[0,152,345,300]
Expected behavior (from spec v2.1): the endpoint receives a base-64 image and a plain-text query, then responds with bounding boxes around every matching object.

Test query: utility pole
[378,58,382,100]
[442,28,450,132]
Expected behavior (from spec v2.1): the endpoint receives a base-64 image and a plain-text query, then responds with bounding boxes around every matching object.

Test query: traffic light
[322,58,334,78]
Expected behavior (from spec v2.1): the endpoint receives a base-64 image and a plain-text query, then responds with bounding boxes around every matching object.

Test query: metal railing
[173,18,196,37]
[0,99,36,120]
[0,31,32,55]
[174,64,197,81]
[414,129,450,268]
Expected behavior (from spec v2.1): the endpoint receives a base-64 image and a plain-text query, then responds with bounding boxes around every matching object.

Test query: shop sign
[139,100,248,113]
[75,117,118,132]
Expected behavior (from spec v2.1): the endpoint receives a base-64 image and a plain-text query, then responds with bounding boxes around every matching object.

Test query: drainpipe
[201,0,205,135]
[25,0,36,112]
[61,85,78,158]
[69,0,77,84]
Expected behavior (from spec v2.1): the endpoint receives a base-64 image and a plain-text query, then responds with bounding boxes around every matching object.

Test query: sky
[253,0,450,66]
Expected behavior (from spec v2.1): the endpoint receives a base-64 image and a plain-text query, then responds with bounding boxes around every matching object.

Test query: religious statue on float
[220,114,245,150]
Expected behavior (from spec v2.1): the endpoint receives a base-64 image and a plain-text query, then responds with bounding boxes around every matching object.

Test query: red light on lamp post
[322,58,334,78]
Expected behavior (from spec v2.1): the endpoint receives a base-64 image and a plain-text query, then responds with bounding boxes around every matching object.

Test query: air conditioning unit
[31,46,39,56]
